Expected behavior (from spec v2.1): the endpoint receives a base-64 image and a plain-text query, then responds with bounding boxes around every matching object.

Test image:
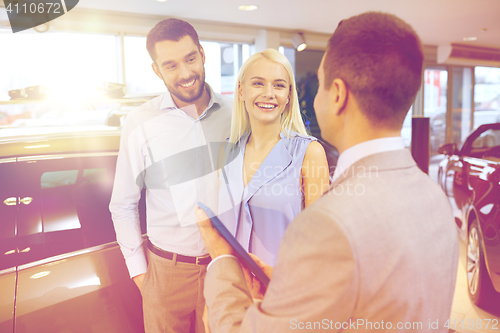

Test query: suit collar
[332,137,405,183]
[328,149,417,191]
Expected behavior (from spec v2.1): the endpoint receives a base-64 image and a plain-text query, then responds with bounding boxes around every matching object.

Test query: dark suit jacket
[205,149,459,332]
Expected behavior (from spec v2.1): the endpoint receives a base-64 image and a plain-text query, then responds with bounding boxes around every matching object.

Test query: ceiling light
[292,33,307,52]
[462,37,477,41]
[238,5,258,11]
[157,0,167,2]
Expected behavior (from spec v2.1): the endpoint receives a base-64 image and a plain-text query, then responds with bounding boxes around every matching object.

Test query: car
[0,126,146,333]
[437,122,500,308]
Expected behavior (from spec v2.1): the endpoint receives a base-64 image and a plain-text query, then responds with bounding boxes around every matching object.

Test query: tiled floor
[449,239,500,333]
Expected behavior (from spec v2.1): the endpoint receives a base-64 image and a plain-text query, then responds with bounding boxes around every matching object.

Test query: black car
[0,126,146,333]
[438,123,500,307]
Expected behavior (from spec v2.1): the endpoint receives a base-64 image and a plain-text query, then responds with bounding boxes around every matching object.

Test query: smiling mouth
[179,79,196,88]
[256,102,277,110]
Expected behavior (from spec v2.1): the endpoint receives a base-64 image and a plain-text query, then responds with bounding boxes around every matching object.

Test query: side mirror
[438,143,458,156]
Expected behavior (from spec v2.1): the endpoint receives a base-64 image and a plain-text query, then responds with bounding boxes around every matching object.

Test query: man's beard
[163,71,206,104]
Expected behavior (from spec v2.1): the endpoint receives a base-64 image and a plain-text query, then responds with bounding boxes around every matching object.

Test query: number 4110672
[444,318,498,330]
[6,2,62,15]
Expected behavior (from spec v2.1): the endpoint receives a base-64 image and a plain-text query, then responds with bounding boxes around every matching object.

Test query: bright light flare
[30,271,51,279]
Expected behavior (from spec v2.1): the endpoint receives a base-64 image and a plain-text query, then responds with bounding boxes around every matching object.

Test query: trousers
[142,248,207,333]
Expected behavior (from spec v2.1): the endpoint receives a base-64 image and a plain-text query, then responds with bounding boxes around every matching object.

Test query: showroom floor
[449,238,500,333]
[429,157,500,333]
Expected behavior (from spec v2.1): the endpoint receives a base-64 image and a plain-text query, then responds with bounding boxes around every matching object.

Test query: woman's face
[239,57,291,128]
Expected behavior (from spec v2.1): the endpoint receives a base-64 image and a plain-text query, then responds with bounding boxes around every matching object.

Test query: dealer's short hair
[323,12,424,128]
[146,18,201,62]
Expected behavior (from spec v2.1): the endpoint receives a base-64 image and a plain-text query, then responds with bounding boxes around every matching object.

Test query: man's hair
[146,18,201,62]
[323,12,424,127]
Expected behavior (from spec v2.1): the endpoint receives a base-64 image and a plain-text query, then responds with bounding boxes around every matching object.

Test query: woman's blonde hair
[229,48,307,143]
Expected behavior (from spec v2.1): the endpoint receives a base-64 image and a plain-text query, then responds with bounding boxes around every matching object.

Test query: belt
[147,240,211,265]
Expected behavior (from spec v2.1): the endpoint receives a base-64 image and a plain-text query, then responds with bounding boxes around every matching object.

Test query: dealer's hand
[248,253,273,279]
[241,253,273,300]
[195,206,235,259]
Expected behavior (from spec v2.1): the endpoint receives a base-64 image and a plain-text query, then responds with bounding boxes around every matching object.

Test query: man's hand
[202,304,210,333]
[195,206,234,259]
[133,273,146,293]
[241,253,273,300]
[248,253,273,279]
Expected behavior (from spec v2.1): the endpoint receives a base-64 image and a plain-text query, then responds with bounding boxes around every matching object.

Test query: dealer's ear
[330,78,348,117]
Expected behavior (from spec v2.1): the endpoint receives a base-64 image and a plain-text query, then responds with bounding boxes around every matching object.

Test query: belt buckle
[196,255,209,265]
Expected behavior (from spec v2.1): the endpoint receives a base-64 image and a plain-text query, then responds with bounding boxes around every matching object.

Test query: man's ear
[199,45,206,65]
[330,78,348,116]
[152,62,162,80]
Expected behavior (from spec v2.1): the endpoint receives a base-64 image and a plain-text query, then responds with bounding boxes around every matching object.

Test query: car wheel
[467,218,495,307]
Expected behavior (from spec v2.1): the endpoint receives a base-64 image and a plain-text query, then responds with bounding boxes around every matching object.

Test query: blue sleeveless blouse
[218,131,316,266]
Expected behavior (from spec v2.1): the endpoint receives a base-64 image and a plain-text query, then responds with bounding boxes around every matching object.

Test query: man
[196,12,459,332]
[109,18,232,332]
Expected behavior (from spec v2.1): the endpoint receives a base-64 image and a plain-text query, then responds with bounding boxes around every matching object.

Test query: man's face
[314,55,337,145]
[152,35,206,107]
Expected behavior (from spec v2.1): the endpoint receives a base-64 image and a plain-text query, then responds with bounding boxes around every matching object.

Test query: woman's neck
[247,122,281,149]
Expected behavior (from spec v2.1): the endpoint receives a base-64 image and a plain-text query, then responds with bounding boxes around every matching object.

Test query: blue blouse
[218,131,316,266]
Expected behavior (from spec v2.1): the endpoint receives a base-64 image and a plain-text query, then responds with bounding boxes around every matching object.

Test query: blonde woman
[219,49,329,266]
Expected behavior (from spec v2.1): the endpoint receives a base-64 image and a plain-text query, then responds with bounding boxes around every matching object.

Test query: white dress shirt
[110,86,232,278]
[331,137,406,183]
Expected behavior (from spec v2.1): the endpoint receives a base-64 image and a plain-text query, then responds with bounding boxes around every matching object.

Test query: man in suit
[195,11,459,332]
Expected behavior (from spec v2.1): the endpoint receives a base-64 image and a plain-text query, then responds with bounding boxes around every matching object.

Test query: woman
[218,49,329,267]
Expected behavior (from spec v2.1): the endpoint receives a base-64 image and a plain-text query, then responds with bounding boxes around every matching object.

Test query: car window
[472,129,500,149]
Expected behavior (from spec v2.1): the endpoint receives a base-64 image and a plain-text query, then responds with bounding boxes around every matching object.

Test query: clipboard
[197,202,270,287]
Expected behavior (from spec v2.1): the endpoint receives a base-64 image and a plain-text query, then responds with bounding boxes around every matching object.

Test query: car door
[0,158,17,333]
[464,127,500,291]
[14,152,145,333]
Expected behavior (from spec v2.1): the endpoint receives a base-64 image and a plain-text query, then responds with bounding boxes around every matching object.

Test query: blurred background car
[437,122,500,308]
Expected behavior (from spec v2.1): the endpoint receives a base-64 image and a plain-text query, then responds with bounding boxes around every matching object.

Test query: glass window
[41,170,78,189]
[41,169,81,233]
[123,36,166,96]
[424,68,448,155]
[0,32,118,101]
[0,31,119,127]
[474,66,500,128]
[451,67,473,145]
[123,36,251,97]
[472,129,500,149]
